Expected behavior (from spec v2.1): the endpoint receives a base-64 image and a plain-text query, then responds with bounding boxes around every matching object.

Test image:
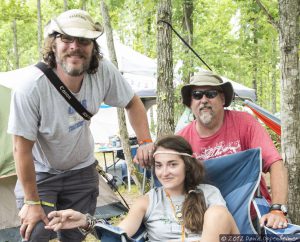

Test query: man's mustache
[64,50,86,58]
[200,105,212,111]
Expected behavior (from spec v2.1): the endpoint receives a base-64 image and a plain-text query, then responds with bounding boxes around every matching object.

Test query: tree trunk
[149,106,155,135]
[37,0,42,60]
[82,0,86,10]
[64,0,68,11]
[12,19,19,69]
[100,0,141,192]
[252,20,258,104]
[182,0,194,85]
[156,0,174,138]
[278,0,300,224]
[271,38,277,113]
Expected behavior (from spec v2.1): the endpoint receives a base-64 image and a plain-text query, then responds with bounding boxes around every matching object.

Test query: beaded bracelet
[78,213,97,236]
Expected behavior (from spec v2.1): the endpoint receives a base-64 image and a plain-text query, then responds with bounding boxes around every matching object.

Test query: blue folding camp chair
[203,148,261,234]
[202,148,300,241]
[95,223,146,242]
[94,148,299,241]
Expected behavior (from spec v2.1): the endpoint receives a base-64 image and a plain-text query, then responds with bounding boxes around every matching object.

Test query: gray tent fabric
[0,176,20,227]
[95,175,128,219]
[0,84,15,178]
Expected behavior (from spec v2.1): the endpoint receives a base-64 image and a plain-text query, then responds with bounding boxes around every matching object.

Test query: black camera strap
[35,62,93,121]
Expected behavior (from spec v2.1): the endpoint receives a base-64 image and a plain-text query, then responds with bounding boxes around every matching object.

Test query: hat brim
[181,81,234,107]
[44,19,103,39]
[62,27,102,39]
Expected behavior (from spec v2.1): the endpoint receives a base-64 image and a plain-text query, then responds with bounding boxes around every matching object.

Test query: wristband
[24,200,41,205]
[138,139,153,145]
[24,200,55,207]
[41,201,55,207]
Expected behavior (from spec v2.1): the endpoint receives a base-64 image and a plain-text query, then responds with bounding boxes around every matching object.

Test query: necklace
[165,190,185,242]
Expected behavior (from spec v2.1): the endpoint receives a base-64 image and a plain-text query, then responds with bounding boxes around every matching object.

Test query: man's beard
[57,50,91,76]
[198,105,214,126]
[60,61,87,76]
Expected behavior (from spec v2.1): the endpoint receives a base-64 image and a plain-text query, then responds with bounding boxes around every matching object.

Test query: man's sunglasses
[191,90,220,100]
[56,34,93,46]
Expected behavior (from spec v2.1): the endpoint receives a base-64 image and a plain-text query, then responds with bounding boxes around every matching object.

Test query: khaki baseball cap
[44,9,104,39]
[181,71,234,107]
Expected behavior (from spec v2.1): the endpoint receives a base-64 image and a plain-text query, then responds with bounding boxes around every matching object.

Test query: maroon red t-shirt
[178,110,282,217]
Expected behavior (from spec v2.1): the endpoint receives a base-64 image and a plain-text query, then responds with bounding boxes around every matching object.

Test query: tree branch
[255,0,280,31]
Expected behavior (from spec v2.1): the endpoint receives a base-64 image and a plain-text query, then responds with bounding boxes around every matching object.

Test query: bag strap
[35,62,93,121]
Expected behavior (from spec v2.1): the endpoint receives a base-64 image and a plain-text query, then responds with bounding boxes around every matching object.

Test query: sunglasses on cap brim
[191,90,220,100]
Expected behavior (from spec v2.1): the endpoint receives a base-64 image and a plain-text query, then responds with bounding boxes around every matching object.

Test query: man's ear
[220,93,226,106]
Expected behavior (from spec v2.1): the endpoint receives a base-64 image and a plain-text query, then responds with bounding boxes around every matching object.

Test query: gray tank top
[143,184,226,242]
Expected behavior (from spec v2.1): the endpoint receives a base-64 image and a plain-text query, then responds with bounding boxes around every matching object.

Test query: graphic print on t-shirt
[68,99,87,132]
[195,140,241,160]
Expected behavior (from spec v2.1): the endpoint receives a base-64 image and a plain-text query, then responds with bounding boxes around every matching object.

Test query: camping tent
[98,35,157,110]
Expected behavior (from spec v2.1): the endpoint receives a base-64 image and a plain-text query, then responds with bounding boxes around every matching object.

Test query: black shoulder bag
[35,62,93,121]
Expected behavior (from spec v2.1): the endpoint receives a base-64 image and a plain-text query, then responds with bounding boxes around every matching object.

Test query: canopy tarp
[244,100,281,136]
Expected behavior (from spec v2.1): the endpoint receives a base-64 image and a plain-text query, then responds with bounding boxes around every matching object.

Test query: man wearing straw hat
[178,71,288,230]
[8,9,153,242]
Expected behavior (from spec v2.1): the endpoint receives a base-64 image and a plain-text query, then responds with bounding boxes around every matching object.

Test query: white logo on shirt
[196,140,241,160]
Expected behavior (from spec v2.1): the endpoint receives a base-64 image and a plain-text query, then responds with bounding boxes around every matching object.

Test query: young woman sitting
[45,135,239,241]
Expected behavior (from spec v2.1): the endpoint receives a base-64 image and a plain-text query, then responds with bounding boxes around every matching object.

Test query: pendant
[176,211,183,219]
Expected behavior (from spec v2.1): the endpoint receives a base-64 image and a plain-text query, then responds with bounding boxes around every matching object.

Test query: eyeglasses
[191,90,220,100]
[56,34,93,46]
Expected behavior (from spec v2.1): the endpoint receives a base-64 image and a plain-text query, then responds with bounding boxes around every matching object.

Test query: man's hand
[260,211,288,229]
[133,142,154,168]
[19,204,49,241]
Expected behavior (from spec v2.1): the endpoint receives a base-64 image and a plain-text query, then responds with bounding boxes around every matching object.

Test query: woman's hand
[45,209,87,231]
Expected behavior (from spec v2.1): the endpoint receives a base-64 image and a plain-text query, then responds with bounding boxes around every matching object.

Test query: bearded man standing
[8,9,153,242]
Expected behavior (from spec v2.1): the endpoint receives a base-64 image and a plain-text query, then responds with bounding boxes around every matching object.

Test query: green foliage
[0,0,281,113]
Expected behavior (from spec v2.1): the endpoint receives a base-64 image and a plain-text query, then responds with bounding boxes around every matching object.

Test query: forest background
[0,0,281,112]
[0,0,299,223]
